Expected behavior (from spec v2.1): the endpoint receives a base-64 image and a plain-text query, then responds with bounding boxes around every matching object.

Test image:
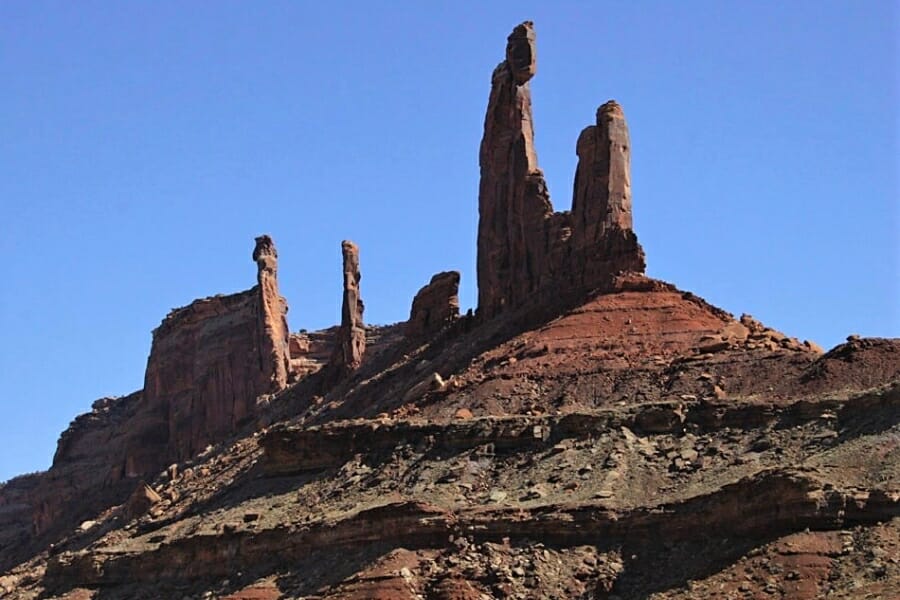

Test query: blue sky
[1,2,897,482]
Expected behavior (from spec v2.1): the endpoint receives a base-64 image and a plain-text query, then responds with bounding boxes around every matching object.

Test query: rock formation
[477,21,645,318]
[330,240,365,373]
[477,21,549,318]
[407,271,460,339]
[570,101,646,291]
[3,20,900,600]
[287,330,335,379]
[253,235,291,391]
[134,235,292,467]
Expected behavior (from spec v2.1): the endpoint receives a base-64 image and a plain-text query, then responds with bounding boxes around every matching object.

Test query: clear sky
[1,2,897,482]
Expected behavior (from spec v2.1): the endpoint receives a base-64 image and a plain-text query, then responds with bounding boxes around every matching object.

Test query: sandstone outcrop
[407,271,460,339]
[30,392,143,540]
[0,233,298,566]
[133,235,292,468]
[329,240,365,374]
[477,22,645,318]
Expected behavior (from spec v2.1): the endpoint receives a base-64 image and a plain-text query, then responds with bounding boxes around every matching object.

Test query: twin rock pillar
[476,21,645,319]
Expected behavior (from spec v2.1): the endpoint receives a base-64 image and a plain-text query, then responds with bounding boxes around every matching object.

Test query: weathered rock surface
[24,384,900,599]
[477,21,547,318]
[477,22,645,319]
[571,101,646,291]
[0,238,301,573]
[123,481,160,520]
[407,271,460,339]
[27,393,143,542]
[287,329,334,379]
[329,240,365,375]
[135,235,291,468]
[0,474,42,569]
[252,235,291,391]
[279,324,406,393]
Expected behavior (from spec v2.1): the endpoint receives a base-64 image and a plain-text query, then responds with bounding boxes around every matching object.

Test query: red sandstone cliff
[0,237,299,567]
[134,235,292,468]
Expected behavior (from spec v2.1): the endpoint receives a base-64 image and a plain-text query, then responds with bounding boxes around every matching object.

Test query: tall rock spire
[253,235,291,392]
[477,21,553,319]
[476,22,645,319]
[331,240,366,373]
[571,101,646,290]
[573,101,634,236]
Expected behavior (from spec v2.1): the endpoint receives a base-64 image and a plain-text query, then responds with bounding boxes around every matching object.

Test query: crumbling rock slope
[2,21,898,600]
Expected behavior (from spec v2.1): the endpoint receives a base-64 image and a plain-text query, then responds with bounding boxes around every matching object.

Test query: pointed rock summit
[505,20,537,85]
[477,22,645,318]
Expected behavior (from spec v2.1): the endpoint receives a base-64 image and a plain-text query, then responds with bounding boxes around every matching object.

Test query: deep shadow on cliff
[1,20,899,600]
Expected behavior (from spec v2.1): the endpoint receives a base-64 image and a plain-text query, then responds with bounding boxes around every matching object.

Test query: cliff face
[140,290,270,466]
[0,392,144,571]
[135,235,292,468]
[477,21,645,319]
[0,237,297,568]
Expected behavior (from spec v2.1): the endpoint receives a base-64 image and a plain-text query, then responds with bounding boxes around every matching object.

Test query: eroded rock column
[477,21,554,318]
[134,235,294,467]
[253,235,291,392]
[571,101,646,290]
[331,240,365,373]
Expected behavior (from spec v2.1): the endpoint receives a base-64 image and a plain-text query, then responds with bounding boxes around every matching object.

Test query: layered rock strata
[33,384,900,598]
[329,240,366,374]
[407,271,461,339]
[477,21,645,318]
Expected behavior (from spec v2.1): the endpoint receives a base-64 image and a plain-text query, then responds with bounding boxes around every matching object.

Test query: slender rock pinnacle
[253,235,291,392]
[331,240,365,373]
